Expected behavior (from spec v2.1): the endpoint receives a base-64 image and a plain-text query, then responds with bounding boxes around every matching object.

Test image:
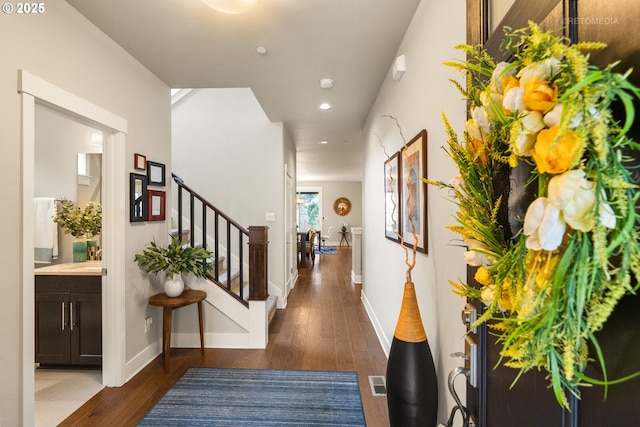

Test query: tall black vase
[386,281,438,427]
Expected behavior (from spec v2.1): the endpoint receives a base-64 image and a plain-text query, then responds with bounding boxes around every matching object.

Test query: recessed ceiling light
[320,140,329,144]
[319,78,334,89]
[256,46,267,55]
[318,103,332,110]
[202,0,260,14]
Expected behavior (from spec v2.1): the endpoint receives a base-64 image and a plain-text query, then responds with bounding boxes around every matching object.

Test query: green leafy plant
[134,235,214,279]
[53,198,102,238]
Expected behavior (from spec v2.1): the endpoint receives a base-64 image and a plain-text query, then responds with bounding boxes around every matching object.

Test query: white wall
[172,88,288,305]
[0,3,170,425]
[361,0,468,421]
[298,180,362,246]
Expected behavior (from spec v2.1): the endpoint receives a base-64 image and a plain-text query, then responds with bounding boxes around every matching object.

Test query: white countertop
[35,261,103,276]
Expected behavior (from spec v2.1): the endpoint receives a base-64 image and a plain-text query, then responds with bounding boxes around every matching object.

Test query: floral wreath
[429,22,640,407]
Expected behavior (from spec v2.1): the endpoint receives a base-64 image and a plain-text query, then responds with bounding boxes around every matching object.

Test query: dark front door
[465,1,640,426]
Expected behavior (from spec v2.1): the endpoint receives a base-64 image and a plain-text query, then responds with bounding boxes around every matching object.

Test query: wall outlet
[145,316,153,333]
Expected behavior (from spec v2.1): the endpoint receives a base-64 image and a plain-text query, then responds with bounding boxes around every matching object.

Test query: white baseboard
[172,331,253,348]
[351,270,362,284]
[360,290,391,357]
[125,339,162,382]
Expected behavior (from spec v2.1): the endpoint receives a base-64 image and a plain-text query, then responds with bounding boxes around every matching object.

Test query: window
[297,192,320,230]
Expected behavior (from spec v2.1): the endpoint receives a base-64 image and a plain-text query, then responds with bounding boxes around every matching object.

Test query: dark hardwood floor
[60,247,390,427]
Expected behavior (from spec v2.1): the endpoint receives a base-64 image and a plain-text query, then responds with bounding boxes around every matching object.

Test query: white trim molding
[20,70,128,425]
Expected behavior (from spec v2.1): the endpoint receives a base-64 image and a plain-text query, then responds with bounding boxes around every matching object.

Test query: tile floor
[35,369,103,427]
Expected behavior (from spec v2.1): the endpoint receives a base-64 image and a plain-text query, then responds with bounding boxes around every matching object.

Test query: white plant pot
[165,275,184,297]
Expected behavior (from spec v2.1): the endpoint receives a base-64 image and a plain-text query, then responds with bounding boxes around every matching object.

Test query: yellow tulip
[523,79,557,112]
[474,266,491,286]
[531,125,582,174]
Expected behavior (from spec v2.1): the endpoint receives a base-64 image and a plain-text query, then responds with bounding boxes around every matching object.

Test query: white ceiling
[66,0,420,182]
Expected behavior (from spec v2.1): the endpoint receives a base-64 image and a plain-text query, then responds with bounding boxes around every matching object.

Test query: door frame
[284,166,297,298]
[20,70,127,426]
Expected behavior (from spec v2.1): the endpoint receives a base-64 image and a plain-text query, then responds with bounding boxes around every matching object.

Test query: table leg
[299,233,307,266]
[162,307,173,373]
[197,301,205,356]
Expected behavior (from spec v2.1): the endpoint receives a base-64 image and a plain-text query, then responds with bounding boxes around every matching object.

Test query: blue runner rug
[138,368,367,426]
[315,246,337,255]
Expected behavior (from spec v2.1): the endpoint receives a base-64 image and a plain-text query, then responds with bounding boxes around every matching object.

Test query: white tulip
[548,170,617,231]
[450,175,466,194]
[511,111,544,156]
[490,61,515,93]
[543,104,582,128]
[471,106,491,136]
[463,238,496,267]
[503,86,525,112]
[523,197,567,251]
[548,170,595,232]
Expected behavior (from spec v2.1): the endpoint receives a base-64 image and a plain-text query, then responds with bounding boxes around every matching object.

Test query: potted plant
[53,198,102,262]
[134,235,214,297]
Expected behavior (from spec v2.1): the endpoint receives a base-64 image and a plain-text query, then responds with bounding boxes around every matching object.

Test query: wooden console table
[148,289,206,372]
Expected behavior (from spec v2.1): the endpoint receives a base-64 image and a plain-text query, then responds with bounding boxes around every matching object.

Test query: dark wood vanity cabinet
[35,275,102,367]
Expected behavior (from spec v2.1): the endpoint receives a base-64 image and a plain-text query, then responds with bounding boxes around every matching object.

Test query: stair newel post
[248,226,269,301]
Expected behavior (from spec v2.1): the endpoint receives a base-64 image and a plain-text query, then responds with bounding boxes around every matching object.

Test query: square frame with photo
[147,161,166,186]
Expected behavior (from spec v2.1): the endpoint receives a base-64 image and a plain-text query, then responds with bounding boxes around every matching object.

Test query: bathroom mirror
[77,153,102,206]
[130,173,147,222]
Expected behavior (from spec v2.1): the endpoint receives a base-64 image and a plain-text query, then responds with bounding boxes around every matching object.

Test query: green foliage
[134,235,214,279]
[53,198,102,238]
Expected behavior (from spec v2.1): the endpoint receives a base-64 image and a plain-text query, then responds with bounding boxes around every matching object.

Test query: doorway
[33,104,104,426]
[21,70,127,427]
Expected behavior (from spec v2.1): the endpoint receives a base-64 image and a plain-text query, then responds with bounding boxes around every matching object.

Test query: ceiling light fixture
[319,78,334,89]
[202,0,260,14]
[318,103,332,110]
[320,140,329,145]
[256,46,268,55]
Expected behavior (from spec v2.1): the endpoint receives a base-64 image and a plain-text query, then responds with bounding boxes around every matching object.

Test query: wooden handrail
[172,174,268,304]
[172,174,248,234]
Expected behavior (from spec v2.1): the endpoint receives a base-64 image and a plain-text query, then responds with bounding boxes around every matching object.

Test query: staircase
[171,174,276,348]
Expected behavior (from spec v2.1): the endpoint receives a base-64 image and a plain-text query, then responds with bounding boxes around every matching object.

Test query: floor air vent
[368,375,387,396]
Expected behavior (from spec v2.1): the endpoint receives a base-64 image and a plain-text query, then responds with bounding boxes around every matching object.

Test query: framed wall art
[134,153,147,171]
[147,189,166,221]
[400,129,428,253]
[130,173,147,222]
[384,151,402,242]
[147,161,166,186]
[333,197,352,216]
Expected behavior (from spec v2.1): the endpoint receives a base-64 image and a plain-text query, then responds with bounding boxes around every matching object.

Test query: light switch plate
[265,212,275,221]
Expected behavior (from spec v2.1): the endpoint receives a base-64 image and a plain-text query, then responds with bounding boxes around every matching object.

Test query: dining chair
[321,225,333,248]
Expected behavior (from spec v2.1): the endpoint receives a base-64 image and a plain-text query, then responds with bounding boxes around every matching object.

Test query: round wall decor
[333,197,352,216]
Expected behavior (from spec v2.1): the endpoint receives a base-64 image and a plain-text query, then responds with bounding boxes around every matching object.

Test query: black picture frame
[384,151,402,242]
[130,173,147,222]
[147,161,166,186]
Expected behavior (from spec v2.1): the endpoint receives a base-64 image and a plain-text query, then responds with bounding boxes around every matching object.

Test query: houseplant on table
[134,235,214,297]
[53,198,102,262]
